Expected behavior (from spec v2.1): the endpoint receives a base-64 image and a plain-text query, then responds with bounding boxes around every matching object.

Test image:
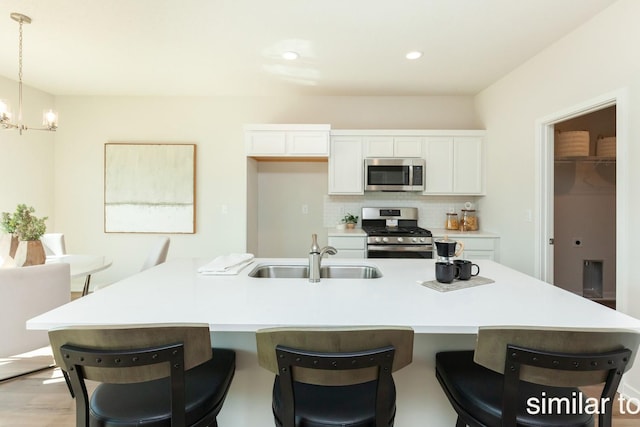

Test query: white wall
[52,95,479,283]
[257,161,328,257]
[0,76,56,228]
[475,0,640,396]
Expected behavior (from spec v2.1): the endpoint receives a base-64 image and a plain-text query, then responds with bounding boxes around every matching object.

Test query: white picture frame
[104,143,196,233]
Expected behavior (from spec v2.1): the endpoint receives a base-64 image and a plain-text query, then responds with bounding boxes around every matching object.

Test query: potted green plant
[341,213,359,229]
[6,204,48,266]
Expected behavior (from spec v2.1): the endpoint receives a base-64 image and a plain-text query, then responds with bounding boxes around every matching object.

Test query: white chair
[41,233,66,256]
[140,236,170,271]
[92,237,170,293]
[0,263,70,358]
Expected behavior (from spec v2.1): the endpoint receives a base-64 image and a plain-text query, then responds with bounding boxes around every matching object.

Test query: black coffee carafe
[434,238,464,263]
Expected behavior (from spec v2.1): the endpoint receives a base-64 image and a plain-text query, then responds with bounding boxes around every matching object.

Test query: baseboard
[619,379,640,403]
[0,347,55,382]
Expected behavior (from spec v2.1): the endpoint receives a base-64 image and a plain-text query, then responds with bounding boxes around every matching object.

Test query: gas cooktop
[362,225,432,237]
[361,207,432,237]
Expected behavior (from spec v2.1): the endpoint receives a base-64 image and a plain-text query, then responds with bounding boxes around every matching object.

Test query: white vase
[0,233,19,260]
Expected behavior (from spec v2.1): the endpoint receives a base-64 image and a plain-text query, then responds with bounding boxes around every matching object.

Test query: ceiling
[0,0,616,97]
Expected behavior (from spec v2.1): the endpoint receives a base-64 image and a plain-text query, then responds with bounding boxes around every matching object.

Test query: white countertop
[430,228,499,238]
[327,227,367,237]
[27,257,640,334]
[327,227,498,238]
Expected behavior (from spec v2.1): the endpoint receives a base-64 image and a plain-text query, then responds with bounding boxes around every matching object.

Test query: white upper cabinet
[424,137,455,193]
[245,124,330,157]
[424,135,484,195]
[329,136,364,195]
[453,136,483,194]
[364,136,423,158]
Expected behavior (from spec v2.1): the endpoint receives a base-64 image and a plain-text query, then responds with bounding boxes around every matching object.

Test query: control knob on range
[382,237,389,243]
[411,237,418,243]
[397,237,404,242]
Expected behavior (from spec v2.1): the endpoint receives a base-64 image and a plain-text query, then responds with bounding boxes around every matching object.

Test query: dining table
[45,254,112,296]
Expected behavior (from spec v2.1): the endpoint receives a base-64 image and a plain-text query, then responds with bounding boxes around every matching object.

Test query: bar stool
[256,326,414,427]
[435,326,640,427]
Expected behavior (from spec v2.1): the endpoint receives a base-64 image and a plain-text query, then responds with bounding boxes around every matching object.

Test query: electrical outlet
[302,204,309,214]
[221,204,228,215]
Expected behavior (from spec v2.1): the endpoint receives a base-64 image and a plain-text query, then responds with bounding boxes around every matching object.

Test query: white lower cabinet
[433,234,499,261]
[458,237,498,261]
[328,235,366,258]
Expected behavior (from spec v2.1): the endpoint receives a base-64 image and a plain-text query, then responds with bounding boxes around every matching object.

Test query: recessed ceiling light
[406,51,423,60]
[282,51,299,60]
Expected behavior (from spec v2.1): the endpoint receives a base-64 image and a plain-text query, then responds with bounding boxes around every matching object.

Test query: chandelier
[0,13,58,135]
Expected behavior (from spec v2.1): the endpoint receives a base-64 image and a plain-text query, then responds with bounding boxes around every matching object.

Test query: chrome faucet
[309,233,337,283]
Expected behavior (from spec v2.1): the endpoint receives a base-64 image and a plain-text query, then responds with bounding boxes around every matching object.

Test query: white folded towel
[198,253,255,275]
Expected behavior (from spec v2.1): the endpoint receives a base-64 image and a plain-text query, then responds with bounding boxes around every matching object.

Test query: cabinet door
[328,236,366,258]
[246,131,287,155]
[423,137,454,193]
[329,137,364,194]
[394,137,423,157]
[331,249,366,258]
[463,250,495,261]
[288,132,329,156]
[363,137,394,157]
[453,137,483,194]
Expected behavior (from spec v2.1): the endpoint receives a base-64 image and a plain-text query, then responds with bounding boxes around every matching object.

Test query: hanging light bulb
[1,13,58,135]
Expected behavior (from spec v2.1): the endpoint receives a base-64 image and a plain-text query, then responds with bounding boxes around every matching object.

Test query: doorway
[553,107,616,307]
[535,89,629,312]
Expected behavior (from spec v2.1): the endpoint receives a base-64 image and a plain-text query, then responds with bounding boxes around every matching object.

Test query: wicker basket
[555,131,590,157]
[596,136,616,157]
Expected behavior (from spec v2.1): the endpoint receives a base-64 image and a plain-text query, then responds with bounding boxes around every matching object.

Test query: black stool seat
[272,378,396,427]
[436,350,593,427]
[90,348,235,427]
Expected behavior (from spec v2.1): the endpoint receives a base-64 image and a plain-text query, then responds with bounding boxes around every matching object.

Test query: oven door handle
[367,245,433,252]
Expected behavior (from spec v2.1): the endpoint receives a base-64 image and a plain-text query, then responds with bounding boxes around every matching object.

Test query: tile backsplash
[324,193,480,229]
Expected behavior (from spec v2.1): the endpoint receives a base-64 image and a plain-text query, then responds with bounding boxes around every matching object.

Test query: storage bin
[596,136,616,157]
[555,130,589,157]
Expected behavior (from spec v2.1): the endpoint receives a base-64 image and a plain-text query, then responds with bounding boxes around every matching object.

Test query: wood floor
[0,368,639,427]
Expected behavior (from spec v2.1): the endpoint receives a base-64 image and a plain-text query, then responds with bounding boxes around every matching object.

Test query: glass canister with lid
[460,202,479,231]
[445,212,459,230]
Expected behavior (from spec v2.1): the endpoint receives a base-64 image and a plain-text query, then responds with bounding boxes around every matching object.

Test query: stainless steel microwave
[365,158,425,192]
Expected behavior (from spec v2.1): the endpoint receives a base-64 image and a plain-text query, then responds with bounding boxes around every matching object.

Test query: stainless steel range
[361,207,433,259]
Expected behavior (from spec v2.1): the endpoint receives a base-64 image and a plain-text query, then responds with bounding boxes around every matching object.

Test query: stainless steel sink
[249,265,309,279]
[248,264,382,279]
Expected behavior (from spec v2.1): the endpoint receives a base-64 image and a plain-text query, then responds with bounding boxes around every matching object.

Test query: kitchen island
[28,258,640,426]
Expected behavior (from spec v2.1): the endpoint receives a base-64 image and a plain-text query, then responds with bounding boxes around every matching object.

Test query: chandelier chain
[18,17,24,124]
[18,18,23,83]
